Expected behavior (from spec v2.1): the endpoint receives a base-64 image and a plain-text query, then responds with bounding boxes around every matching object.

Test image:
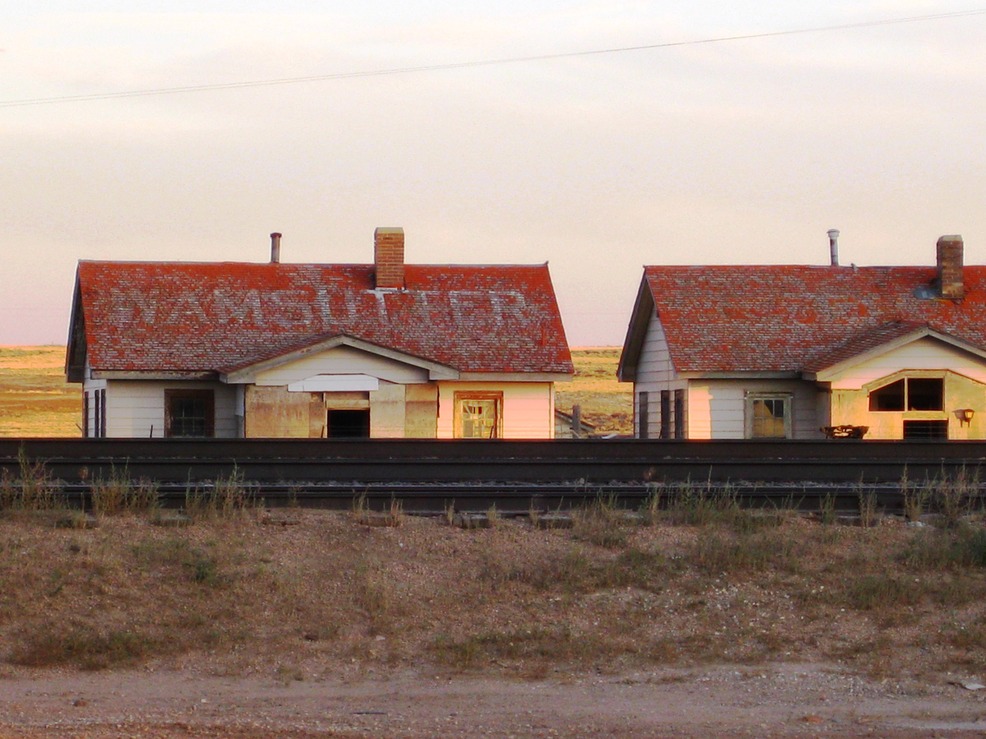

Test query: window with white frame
[746,393,792,439]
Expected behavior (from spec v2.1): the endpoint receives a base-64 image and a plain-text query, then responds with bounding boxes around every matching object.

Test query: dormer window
[868,377,943,412]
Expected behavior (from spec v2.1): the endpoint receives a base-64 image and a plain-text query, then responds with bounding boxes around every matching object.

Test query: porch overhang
[220,334,460,384]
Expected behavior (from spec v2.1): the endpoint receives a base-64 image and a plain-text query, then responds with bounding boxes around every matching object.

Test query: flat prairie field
[554,346,632,436]
[0,346,79,437]
[0,346,631,438]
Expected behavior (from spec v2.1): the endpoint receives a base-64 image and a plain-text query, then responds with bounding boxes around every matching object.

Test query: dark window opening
[869,377,944,412]
[638,392,649,440]
[327,409,370,438]
[165,390,215,437]
[903,420,948,439]
[674,389,686,439]
[660,390,671,439]
[94,390,101,437]
[869,379,905,411]
[90,389,107,438]
[907,378,944,410]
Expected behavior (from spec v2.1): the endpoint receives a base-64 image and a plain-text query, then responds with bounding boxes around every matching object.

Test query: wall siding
[436,382,553,439]
[687,379,825,440]
[245,385,312,437]
[405,384,438,438]
[101,381,237,438]
[830,372,986,440]
[820,337,986,440]
[370,383,406,438]
[632,313,686,438]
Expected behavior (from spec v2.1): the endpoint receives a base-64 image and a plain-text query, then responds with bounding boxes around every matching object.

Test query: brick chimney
[374,227,404,289]
[937,235,964,300]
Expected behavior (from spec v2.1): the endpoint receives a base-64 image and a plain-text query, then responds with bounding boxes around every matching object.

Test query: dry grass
[555,347,632,436]
[0,503,984,680]
[0,346,79,437]
[4,348,985,682]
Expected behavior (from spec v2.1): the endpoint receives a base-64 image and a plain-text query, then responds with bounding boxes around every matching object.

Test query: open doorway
[327,409,370,438]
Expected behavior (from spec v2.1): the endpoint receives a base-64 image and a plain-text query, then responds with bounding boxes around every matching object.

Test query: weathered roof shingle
[75,261,573,375]
[637,264,986,374]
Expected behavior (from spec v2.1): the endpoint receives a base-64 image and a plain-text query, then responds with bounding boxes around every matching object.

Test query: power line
[2,9,984,108]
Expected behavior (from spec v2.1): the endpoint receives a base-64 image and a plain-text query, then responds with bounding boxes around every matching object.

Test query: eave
[92,370,219,381]
[64,270,87,383]
[454,372,573,383]
[617,275,655,383]
[676,371,802,380]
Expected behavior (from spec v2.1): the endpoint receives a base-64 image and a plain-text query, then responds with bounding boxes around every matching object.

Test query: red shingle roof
[74,261,573,375]
[638,265,986,374]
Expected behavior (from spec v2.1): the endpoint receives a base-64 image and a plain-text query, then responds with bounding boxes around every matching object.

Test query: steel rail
[2,438,984,514]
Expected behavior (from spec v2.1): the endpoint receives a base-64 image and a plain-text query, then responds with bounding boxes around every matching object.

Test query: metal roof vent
[827,229,840,267]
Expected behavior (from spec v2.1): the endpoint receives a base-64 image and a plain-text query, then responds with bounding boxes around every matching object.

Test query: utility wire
[2,9,984,108]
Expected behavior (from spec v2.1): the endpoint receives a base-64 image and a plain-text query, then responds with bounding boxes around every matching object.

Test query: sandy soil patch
[1,663,986,737]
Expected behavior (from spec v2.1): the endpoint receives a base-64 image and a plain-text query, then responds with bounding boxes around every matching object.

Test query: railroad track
[2,438,985,515]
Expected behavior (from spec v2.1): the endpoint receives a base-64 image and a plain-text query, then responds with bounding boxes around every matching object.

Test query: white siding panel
[104,381,237,438]
[632,313,686,438]
[254,346,430,386]
[436,382,553,439]
[636,313,675,387]
[691,380,825,440]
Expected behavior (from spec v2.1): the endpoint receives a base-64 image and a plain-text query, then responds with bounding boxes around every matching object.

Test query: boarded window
[903,420,948,439]
[747,394,791,439]
[165,389,215,437]
[454,392,502,438]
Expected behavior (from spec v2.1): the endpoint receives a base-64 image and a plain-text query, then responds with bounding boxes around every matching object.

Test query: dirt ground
[2,503,986,736]
[1,662,986,737]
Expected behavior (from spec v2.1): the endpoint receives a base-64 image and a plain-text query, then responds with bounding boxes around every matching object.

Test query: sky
[2,2,986,347]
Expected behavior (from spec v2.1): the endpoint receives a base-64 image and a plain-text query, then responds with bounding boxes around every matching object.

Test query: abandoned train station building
[66,228,573,439]
[619,234,986,440]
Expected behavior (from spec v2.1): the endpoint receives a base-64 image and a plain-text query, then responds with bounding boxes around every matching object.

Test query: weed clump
[572,496,629,548]
[184,469,259,520]
[0,447,61,513]
[352,493,404,527]
[89,467,159,516]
